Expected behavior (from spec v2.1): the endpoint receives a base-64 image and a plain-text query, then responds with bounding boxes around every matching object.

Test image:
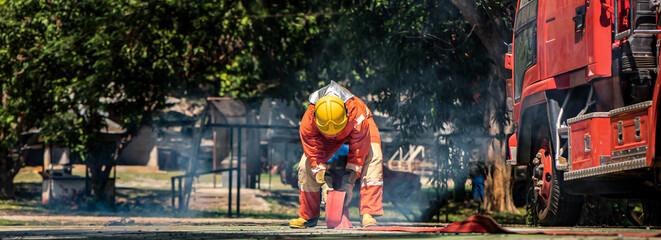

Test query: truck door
[543,0,589,78]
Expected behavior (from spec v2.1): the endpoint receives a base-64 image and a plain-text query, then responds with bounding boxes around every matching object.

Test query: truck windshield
[513,0,538,102]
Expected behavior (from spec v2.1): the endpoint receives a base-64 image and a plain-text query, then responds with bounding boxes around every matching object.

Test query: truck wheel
[532,127,583,226]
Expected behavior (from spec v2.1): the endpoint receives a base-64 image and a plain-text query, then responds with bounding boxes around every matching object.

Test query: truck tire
[536,161,583,226]
[532,125,583,226]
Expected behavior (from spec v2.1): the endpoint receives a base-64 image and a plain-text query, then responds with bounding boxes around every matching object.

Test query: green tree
[0,0,255,201]
[0,0,347,200]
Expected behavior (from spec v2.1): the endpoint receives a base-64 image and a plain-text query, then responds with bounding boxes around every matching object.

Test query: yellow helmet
[314,95,347,135]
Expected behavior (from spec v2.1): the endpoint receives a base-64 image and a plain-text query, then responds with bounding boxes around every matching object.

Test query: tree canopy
[0,0,257,198]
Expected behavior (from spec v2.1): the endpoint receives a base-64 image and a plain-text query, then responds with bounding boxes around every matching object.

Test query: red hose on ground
[357,214,661,237]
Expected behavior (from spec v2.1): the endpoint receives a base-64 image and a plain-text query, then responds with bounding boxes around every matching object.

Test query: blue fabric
[327,144,349,163]
[472,176,485,203]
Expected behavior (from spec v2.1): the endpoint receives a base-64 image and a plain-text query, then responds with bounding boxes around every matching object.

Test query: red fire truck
[506,0,661,225]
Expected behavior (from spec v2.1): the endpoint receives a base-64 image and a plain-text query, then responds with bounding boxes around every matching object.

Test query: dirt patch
[188,188,271,212]
[112,166,164,173]
[104,217,139,226]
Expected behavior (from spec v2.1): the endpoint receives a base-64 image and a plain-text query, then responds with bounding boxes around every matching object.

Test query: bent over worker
[290,81,383,228]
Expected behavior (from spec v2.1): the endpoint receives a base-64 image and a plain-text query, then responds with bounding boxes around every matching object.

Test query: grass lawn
[0,218,30,226]
[9,168,526,226]
[14,167,288,190]
[0,198,45,213]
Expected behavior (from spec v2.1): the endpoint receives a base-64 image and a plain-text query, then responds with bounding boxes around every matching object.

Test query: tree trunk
[0,173,15,199]
[483,136,518,213]
[453,176,466,203]
[0,147,20,199]
[86,140,121,208]
[483,64,517,213]
[450,0,517,213]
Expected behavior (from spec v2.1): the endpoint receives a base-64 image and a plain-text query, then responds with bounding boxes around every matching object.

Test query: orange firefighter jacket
[300,83,376,178]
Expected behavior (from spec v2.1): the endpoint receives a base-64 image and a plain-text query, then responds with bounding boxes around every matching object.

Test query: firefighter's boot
[361,213,377,227]
[289,217,318,229]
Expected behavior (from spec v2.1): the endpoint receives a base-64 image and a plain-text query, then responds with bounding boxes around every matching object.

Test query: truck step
[564,158,646,180]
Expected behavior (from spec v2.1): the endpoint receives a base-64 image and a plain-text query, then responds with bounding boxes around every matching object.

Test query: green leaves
[0,0,242,153]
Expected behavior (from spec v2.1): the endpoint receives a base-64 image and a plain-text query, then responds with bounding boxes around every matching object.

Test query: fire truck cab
[507,0,661,225]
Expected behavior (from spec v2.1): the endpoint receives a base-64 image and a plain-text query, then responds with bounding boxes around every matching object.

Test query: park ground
[2,166,660,239]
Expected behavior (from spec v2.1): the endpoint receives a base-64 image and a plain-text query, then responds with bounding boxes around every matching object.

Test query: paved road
[1,215,660,239]
[1,225,660,239]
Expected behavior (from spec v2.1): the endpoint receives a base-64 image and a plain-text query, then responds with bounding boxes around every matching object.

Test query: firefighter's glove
[339,170,359,207]
[315,169,333,204]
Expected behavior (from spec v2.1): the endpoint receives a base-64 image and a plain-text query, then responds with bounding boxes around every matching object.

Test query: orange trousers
[297,142,384,220]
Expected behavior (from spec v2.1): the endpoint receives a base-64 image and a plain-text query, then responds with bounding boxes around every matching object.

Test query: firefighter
[290,81,383,228]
